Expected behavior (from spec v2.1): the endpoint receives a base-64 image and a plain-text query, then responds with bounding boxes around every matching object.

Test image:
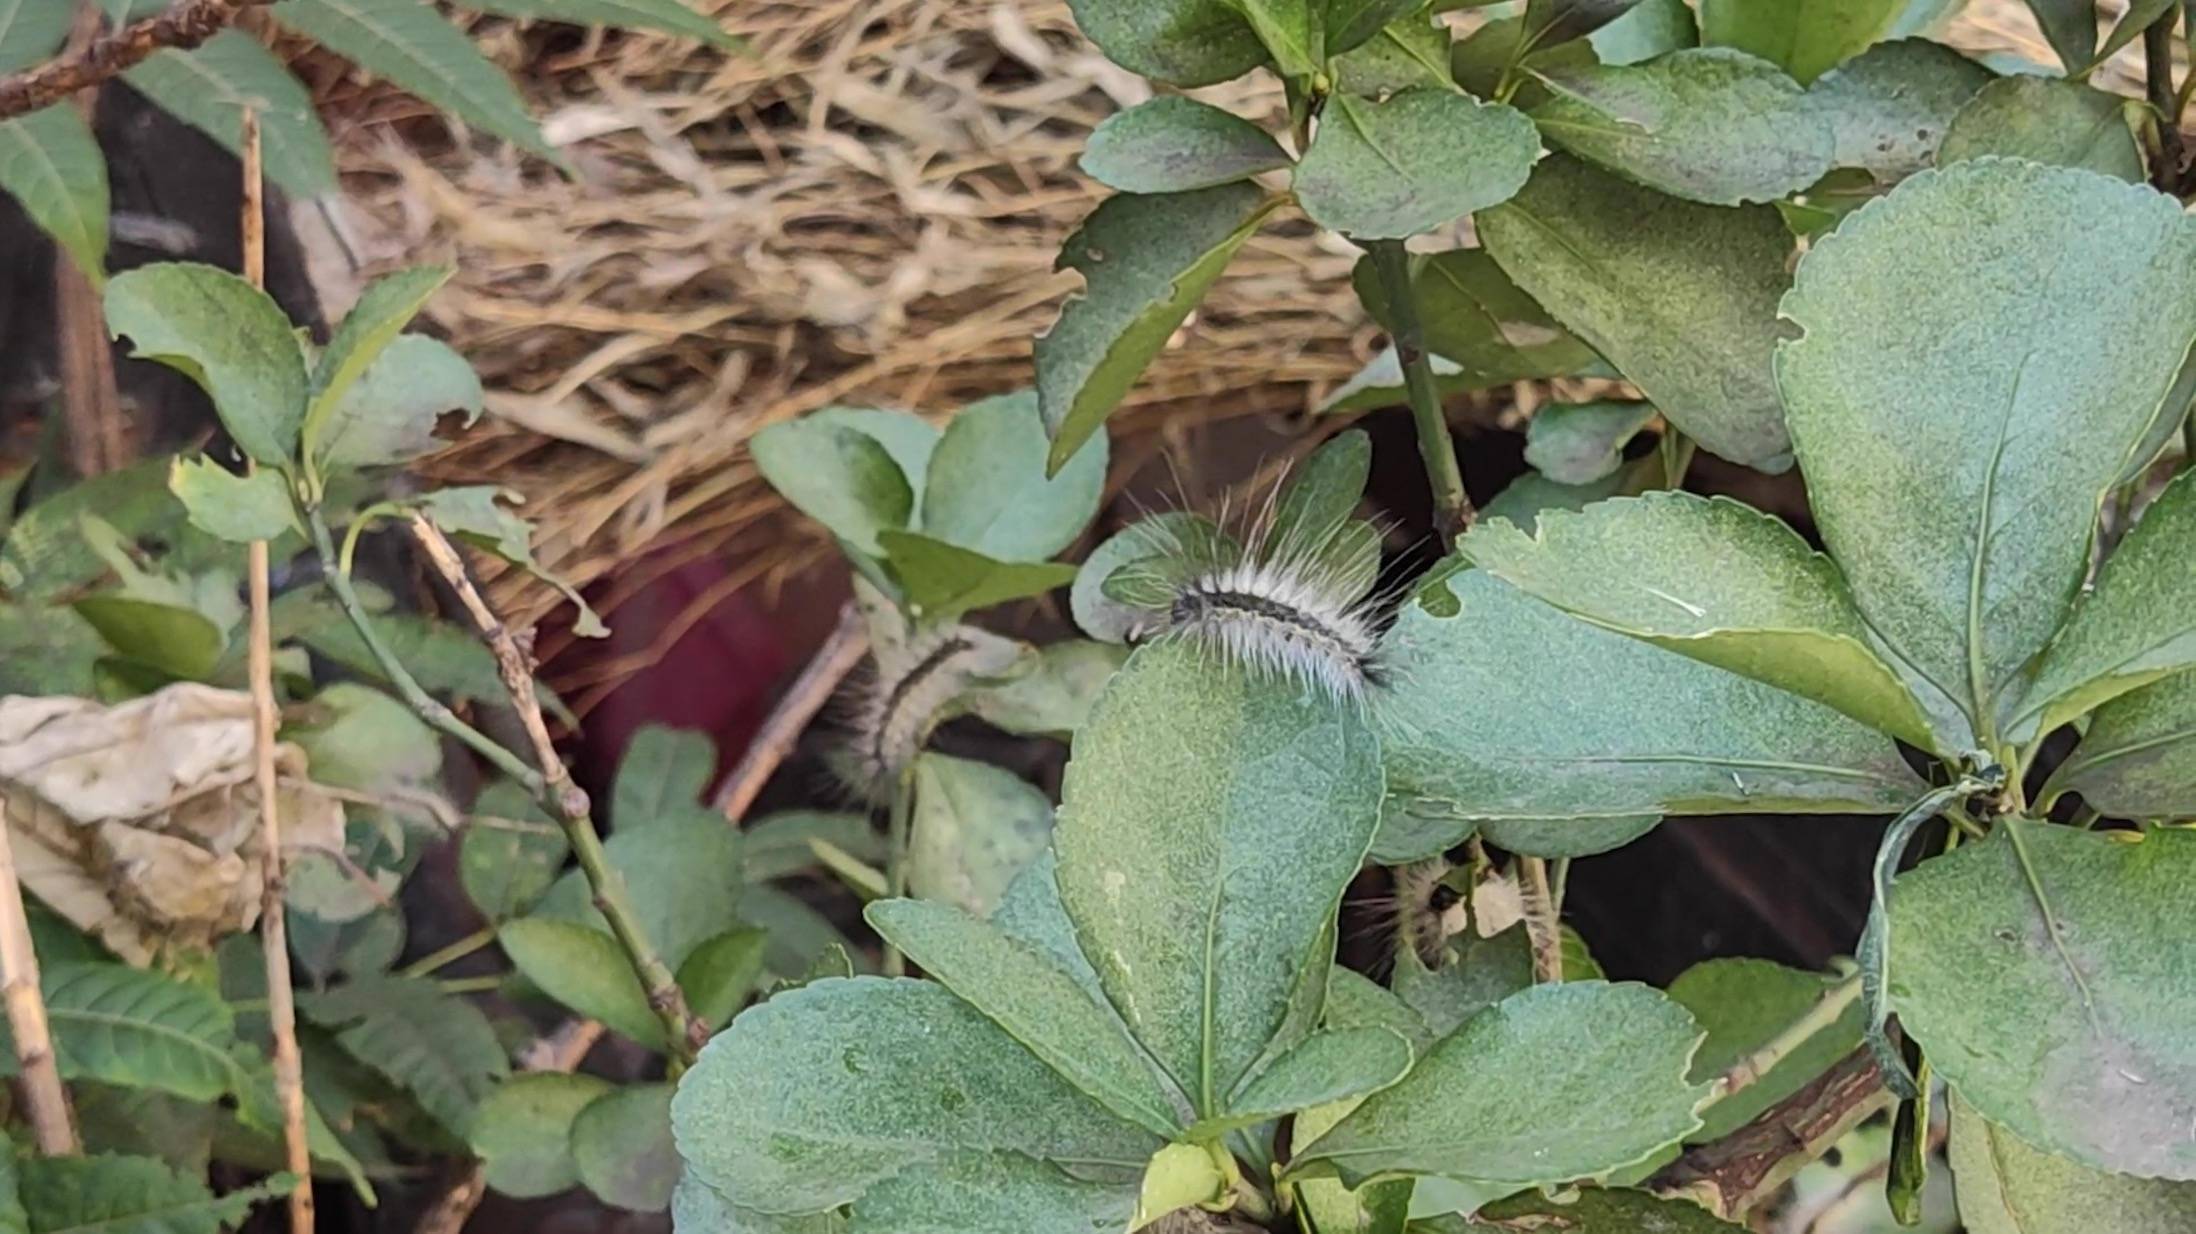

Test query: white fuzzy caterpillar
[1379,855,1470,969]
[838,622,1023,800]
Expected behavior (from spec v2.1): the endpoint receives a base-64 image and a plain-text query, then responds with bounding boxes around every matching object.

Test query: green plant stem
[1712,973,1862,1104]
[882,766,916,978]
[308,509,702,1072]
[2146,12,2185,192]
[1366,239,1474,545]
[398,926,497,979]
[1659,428,1696,490]
[437,975,505,996]
[1549,855,1572,911]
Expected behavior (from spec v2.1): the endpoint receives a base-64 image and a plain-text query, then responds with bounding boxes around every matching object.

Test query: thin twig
[0,0,273,121]
[0,820,76,1155]
[418,1019,607,1234]
[1366,238,1473,546]
[240,108,313,1234]
[406,514,707,1067]
[2146,10,2186,192]
[1714,973,1862,1103]
[53,2,123,479]
[711,602,868,823]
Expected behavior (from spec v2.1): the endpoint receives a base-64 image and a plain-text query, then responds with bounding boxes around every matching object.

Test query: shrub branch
[0,0,274,122]
[1366,238,1474,545]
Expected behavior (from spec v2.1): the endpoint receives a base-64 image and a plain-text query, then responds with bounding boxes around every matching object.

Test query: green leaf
[1135,1143,1227,1229]
[905,752,1055,917]
[1698,0,1903,83]
[105,262,309,466]
[809,407,937,511]
[532,810,743,969]
[1294,90,1538,239]
[2089,0,2177,73]
[958,640,1127,739]
[462,0,739,49]
[0,964,242,1102]
[750,418,912,556]
[0,603,102,696]
[878,531,1078,621]
[166,457,298,543]
[1268,429,1372,551]
[1948,1092,2196,1234]
[288,680,440,792]
[1295,982,1708,1186]
[866,897,1181,1137]
[1478,813,1660,857]
[1351,248,1600,384]
[1588,0,1697,64]
[1805,38,1993,184]
[1462,492,1939,749]
[1530,48,1833,206]
[123,32,337,199]
[1392,928,1532,1041]
[1071,512,1233,644]
[847,1148,1138,1234]
[1081,96,1290,194]
[1523,0,1647,47]
[1480,156,1795,471]
[1890,821,2196,1179]
[1776,160,2196,737]
[673,1175,845,1233]
[679,928,768,1032]
[988,848,1108,1006]
[412,485,607,636]
[1062,0,1265,86]
[1465,1188,1749,1231]
[921,390,1106,562]
[570,1083,679,1212]
[0,461,183,601]
[471,1072,612,1199]
[498,917,662,1046]
[1522,400,1653,485]
[18,1155,286,1234]
[670,976,1161,1213]
[272,0,560,163]
[2014,472,2196,739]
[742,811,882,883]
[0,105,107,284]
[313,334,481,470]
[1331,11,1454,96]
[302,976,510,1139]
[1218,1027,1412,1129]
[2017,0,2097,72]
[611,724,717,831]
[71,597,225,681]
[1379,569,1919,824]
[1669,959,1862,1142]
[2046,669,2196,817]
[1055,640,1383,1117]
[459,800,567,921]
[1036,183,1274,470]
[0,0,69,74]
[1937,76,2144,182]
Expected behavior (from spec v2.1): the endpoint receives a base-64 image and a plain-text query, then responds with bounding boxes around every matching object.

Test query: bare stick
[712,602,868,823]
[1516,855,1562,984]
[237,108,314,1233]
[0,821,76,1155]
[406,515,706,1066]
[0,0,272,121]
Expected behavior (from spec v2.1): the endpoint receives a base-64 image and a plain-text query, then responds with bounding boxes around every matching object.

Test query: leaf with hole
[167,458,298,543]
[106,262,309,465]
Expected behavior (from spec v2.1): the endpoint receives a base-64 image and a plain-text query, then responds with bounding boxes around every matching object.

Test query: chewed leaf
[168,457,299,543]
[413,485,607,636]
[105,262,311,466]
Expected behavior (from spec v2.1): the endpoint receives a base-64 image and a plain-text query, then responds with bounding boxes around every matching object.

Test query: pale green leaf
[809,407,937,512]
[1036,183,1274,469]
[673,1175,848,1234]
[287,680,439,793]
[1081,96,1290,193]
[463,0,738,49]
[0,0,69,74]
[1269,428,1371,550]
[669,976,1161,1213]
[123,32,337,198]
[847,1148,1138,1234]
[571,1083,679,1212]
[1669,958,1862,1142]
[1698,0,1904,83]
[1351,248,1600,384]
[0,603,101,696]
[1392,929,1531,1041]
[1480,156,1795,471]
[498,917,662,1047]
[751,419,912,556]
[1055,640,1384,1117]
[166,457,298,543]
[1478,813,1660,857]
[1061,0,1265,87]
[866,897,1182,1137]
[988,848,1107,1005]
[1776,160,2196,735]
[1949,1092,2196,1234]
[459,792,566,921]
[1462,492,1939,749]
[1070,512,1233,644]
[412,485,606,636]
[0,964,240,1102]
[958,639,1127,739]
[1890,822,2196,1179]
[1588,0,1697,65]
[104,262,309,466]
[312,335,480,470]
[742,811,881,883]
[1331,11,1454,96]
[532,811,743,969]
[1294,90,1538,239]
[1531,48,1833,206]
[1465,1188,1749,1231]
[272,0,559,162]
[1937,76,2144,182]
[679,928,768,1031]
[18,1154,286,1234]
[1134,1143,1227,1229]
[878,531,1078,620]
[905,752,1054,917]
[611,724,717,831]
[0,105,107,284]
[921,390,1106,562]
[471,1072,612,1198]
[1295,981,1708,1186]
[1522,400,1653,484]
[1218,1027,1412,1129]
[1379,569,1919,824]
[2046,669,2196,817]
[1805,38,1993,184]
[302,975,509,1138]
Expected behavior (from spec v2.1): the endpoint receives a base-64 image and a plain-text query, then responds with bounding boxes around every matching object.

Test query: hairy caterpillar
[1378,854,1471,969]
[835,616,1025,801]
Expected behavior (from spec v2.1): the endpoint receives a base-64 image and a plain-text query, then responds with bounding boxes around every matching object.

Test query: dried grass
[304,0,2151,663]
